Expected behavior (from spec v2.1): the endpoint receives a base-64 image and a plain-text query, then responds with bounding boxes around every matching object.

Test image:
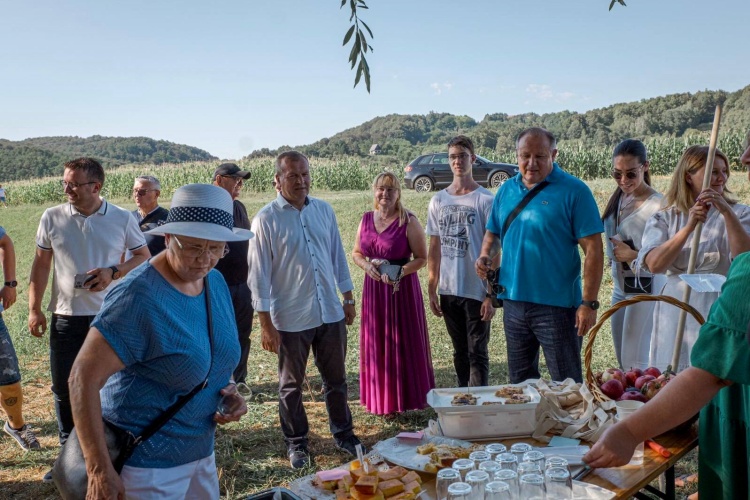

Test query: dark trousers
[502,300,583,383]
[50,313,95,444]
[228,283,254,385]
[277,320,353,451]
[440,295,491,387]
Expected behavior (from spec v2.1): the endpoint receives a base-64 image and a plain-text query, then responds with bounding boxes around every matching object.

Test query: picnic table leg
[665,466,676,500]
[641,467,677,500]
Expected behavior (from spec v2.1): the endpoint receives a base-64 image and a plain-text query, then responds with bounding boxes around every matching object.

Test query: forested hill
[247,85,750,162]
[0,136,216,181]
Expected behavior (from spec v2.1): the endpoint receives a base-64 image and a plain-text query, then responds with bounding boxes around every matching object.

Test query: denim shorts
[0,315,21,386]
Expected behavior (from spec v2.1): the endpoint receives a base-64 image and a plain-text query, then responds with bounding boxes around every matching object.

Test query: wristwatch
[110,266,122,280]
[581,300,600,310]
[343,299,356,306]
[4,280,17,288]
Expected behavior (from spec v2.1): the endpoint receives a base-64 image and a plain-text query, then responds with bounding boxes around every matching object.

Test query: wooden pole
[671,104,722,370]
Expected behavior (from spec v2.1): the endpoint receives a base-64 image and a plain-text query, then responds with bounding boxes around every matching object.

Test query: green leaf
[342,25,355,46]
[340,0,346,8]
[349,36,361,68]
[359,30,368,53]
[360,20,374,39]
[354,59,364,87]
[363,56,371,93]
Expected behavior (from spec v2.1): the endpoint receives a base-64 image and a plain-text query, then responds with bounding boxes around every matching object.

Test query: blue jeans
[502,300,583,383]
[50,314,95,444]
[277,320,353,450]
[0,315,21,386]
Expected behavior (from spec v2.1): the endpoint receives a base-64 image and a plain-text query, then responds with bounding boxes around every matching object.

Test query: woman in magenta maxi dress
[352,172,435,415]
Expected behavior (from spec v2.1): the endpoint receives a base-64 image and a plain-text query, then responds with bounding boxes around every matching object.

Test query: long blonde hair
[372,172,409,227]
[664,145,735,214]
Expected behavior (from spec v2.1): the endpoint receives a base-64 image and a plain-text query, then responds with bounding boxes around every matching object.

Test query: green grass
[3,172,743,497]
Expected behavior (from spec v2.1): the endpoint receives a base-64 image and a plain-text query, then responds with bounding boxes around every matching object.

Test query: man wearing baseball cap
[212,163,254,397]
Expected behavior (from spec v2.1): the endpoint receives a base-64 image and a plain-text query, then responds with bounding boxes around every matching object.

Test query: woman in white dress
[602,139,664,370]
[638,145,750,371]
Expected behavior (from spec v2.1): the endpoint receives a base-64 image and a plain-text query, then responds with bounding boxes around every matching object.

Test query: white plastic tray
[426,384,540,412]
[371,435,473,473]
[427,385,540,439]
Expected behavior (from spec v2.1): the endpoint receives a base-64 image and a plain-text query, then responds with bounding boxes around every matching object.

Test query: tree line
[0,136,216,182]
[246,85,750,164]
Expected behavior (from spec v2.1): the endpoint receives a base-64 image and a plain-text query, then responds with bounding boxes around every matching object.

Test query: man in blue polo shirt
[476,127,603,383]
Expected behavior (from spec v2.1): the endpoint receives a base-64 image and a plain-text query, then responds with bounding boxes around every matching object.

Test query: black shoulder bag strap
[501,180,550,239]
[130,277,213,447]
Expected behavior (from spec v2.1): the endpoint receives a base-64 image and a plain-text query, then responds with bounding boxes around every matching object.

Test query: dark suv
[403,153,518,192]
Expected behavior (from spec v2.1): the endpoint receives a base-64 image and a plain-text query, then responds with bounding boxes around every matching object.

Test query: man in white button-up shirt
[248,151,363,469]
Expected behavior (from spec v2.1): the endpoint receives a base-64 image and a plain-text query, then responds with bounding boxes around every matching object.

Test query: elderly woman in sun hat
[66,184,252,499]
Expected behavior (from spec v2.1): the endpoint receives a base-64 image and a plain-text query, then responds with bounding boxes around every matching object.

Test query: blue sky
[1,1,748,159]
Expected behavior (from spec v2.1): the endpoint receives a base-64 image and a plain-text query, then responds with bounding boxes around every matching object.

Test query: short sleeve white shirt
[426,187,494,302]
[36,200,147,315]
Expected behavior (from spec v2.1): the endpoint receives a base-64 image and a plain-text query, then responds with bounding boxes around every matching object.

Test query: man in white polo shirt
[28,158,149,480]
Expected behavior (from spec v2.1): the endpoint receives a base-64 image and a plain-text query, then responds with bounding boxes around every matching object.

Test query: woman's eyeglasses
[611,166,643,180]
[172,235,230,259]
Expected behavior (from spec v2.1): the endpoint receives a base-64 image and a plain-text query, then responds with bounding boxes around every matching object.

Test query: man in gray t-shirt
[426,136,497,387]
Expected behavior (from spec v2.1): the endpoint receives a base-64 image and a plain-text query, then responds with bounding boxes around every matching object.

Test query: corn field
[3,132,748,206]
[3,157,391,205]
[479,131,748,180]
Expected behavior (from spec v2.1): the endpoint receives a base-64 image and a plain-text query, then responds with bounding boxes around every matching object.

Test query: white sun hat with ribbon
[146,183,253,242]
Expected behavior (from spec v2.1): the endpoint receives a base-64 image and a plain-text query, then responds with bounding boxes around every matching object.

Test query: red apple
[602,368,627,386]
[634,375,655,390]
[601,379,625,400]
[643,366,661,378]
[625,368,643,387]
[618,391,648,403]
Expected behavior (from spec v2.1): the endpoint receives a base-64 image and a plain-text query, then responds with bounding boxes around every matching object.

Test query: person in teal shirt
[476,127,604,383]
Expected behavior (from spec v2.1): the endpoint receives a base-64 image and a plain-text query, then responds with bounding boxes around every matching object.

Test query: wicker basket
[583,294,705,404]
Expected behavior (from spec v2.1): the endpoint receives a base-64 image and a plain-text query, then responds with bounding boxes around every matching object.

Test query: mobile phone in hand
[74,273,95,289]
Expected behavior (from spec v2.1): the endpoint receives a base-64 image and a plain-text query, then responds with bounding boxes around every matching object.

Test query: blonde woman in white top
[638,145,750,371]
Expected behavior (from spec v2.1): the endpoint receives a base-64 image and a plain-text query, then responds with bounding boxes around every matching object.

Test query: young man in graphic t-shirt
[426,136,497,387]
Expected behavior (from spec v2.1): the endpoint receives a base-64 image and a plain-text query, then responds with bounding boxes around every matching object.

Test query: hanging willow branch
[609,0,627,10]
[342,0,374,93]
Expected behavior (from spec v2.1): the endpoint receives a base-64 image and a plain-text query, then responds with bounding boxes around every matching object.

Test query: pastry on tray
[494,386,525,398]
[451,392,478,406]
[504,393,532,404]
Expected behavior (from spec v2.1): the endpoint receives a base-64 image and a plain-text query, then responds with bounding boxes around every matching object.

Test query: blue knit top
[94,262,239,468]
